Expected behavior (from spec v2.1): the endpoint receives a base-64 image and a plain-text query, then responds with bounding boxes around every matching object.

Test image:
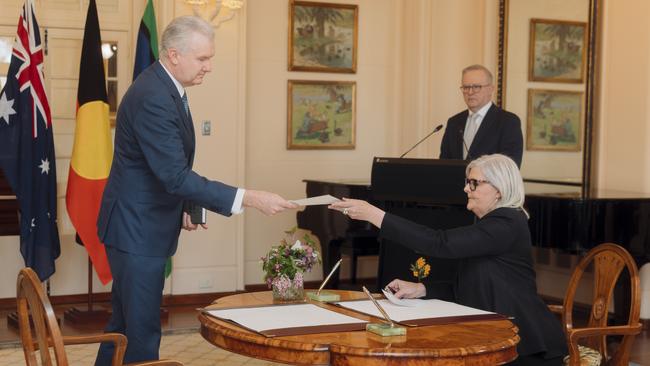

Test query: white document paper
[335,299,494,322]
[290,194,341,206]
[205,303,365,334]
[382,289,423,307]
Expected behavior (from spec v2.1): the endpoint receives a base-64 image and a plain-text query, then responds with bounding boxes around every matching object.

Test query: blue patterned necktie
[181,92,189,117]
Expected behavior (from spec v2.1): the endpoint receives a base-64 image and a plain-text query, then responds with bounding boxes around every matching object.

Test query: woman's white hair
[466,154,528,217]
[160,16,214,56]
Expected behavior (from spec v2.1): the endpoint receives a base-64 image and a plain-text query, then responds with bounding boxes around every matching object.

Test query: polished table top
[199,290,520,366]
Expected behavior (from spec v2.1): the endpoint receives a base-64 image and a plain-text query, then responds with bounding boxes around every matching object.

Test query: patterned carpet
[1,329,643,365]
[0,330,283,365]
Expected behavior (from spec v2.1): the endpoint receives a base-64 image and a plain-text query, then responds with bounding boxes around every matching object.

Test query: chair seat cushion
[563,345,603,366]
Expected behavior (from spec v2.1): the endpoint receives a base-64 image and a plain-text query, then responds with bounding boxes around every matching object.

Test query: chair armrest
[63,333,126,347]
[547,304,564,314]
[31,333,127,351]
[127,360,183,366]
[63,333,127,365]
[568,323,643,341]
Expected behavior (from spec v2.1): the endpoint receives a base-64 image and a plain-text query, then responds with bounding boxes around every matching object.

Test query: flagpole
[87,258,93,311]
[63,237,111,324]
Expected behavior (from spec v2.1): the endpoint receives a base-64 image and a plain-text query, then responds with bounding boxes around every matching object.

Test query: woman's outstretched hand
[328,198,386,228]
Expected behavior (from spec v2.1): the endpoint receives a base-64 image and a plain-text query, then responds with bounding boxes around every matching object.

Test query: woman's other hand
[386,279,426,299]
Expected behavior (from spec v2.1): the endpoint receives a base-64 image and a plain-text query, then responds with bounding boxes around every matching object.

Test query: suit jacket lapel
[152,62,196,163]
[457,111,469,158]
[469,104,497,156]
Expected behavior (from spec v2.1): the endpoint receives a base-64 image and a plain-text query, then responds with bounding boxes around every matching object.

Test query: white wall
[242,0,505,284]
[596,0,650,318]
[1,0,649,321]
[0,0,247,298]
[0,0,135,298]
[243,0,401,284]
[399,0,496,160]
[504,0,587,181]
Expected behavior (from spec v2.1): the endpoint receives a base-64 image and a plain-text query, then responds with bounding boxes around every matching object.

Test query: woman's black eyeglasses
[465,178,490,191]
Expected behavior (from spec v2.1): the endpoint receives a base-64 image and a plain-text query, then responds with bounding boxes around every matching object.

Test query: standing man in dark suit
[440,64,523,167]
[95,16,296,365]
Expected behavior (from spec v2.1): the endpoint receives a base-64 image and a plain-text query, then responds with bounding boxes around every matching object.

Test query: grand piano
[297,158,650,320]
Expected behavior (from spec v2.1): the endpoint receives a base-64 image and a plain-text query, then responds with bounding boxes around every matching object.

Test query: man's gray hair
[462,64,494,85]
[466,154,528,217]
[160,16,214,56]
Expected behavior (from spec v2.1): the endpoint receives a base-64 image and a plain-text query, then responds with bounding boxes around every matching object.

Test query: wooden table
[199,290,520,365]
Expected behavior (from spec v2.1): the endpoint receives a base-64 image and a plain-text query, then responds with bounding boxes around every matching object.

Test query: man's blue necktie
[181,92,189,117]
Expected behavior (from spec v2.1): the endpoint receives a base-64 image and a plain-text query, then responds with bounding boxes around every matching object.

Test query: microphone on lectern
[399,124,444,158]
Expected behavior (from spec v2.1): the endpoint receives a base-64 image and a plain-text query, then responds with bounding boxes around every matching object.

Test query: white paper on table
[290,194,341,206]
[334,299,495,323]
[381,289,424,307]
[205,303,366,336]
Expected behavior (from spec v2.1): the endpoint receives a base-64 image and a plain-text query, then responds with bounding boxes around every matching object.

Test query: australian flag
[0,0,60,281]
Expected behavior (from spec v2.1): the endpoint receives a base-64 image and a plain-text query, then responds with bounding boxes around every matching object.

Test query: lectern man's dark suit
[440,103,523,167]
[409,103,523,303]
[95,61,237,364]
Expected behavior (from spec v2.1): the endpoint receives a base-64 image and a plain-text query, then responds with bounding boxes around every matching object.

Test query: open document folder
[334,298,505,327]
[204,303,367,337]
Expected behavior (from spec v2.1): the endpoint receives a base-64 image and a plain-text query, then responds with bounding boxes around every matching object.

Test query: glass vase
[271,274,305,302]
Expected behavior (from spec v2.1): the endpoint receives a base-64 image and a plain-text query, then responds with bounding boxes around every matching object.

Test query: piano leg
[323,239,343,289]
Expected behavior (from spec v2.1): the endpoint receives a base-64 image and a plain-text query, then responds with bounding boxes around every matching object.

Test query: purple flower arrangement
[261,228,320,300]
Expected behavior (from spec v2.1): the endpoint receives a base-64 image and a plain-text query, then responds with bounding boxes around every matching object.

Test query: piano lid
[525,182,650,201]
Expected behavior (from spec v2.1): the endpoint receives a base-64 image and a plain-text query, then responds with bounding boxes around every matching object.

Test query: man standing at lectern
[440,64,523,167]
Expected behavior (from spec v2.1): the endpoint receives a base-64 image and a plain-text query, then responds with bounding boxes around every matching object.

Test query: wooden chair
[548,243,642,366]
[16,267,183,366]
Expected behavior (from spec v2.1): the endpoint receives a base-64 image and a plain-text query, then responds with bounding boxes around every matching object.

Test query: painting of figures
[287,80,355,149]
[526,89,583,151]
[529,18,587,83]
[288,1,358,73]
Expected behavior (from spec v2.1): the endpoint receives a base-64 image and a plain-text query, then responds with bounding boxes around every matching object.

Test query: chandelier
[184,0,244,28]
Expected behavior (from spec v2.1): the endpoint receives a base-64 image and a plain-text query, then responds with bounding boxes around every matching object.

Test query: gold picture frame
[288,1,358,73]
[529,18,587,83]
[526,89,584,151]
[287,80,356,150]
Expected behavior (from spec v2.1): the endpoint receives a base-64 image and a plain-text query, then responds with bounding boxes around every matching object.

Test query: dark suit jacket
[97,61,237,257]
[379,208,567,359]
[439,104,523,167]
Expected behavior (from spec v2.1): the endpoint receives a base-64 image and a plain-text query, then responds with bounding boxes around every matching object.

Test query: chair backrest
[562,243,641,364]
[17,267,68,366]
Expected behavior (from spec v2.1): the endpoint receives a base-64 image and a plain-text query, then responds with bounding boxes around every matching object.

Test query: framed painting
[526,89,583,151]
[287,80,355,150]
[288,1,358,73]
[529,18,587,83]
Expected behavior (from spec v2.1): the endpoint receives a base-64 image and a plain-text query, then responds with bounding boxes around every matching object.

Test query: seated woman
[329,154,567,366]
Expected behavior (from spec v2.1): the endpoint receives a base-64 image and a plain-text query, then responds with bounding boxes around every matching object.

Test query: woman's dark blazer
[379,207,567,359]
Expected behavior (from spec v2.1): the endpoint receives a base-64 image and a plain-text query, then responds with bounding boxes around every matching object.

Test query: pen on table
[317,258,343,295]
[362,286,395,327]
